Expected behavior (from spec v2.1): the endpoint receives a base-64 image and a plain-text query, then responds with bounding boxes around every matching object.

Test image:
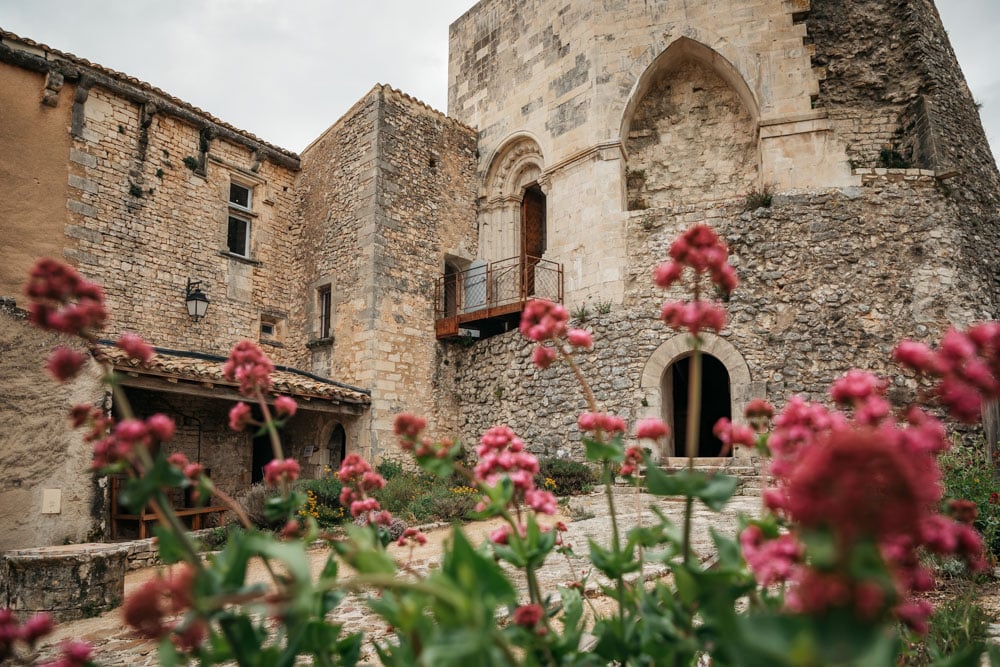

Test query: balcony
[434,255,564,339]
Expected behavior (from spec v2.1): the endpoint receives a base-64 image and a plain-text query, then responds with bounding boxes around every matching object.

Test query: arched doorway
[638,333,754,460]
[328,424,346,471]
[443,261,460,317]
[662,354,732,457]
[520,183,546,296]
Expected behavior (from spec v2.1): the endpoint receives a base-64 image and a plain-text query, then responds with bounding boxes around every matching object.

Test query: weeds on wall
[743,186,773,211]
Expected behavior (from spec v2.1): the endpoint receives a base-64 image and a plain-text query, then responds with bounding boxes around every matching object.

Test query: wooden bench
[110,476,228,540]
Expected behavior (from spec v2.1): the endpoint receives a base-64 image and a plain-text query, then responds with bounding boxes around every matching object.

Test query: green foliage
[898,584,989,666]
[939,442,1000,558]
[182,155,200,171]
[535,457,597,495]
[240,483,285,529]
[375,458,404,481]
[373,470,478,523]
[571,303,590,322]
[743,186,773,211]
[878,148,911,169]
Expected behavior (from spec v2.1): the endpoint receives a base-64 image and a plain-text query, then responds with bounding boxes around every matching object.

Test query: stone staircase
[655,457,765,496]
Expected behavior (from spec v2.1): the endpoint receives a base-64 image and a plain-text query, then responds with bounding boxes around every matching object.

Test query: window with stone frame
[227,182,253,257]
[317,285,332,339]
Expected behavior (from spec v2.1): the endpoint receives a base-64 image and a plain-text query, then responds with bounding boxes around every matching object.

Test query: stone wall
[0,302,106,551]
[0,49,305,368]
[298,86,477,459]
[451,174,995,459]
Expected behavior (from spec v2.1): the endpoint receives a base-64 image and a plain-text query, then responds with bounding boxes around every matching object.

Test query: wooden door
[520,186,546,297]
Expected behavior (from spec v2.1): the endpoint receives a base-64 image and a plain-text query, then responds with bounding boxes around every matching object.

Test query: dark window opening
[227,216,249,256]
[670,354,732,457]
[443,262,460,318]
[229,182,251,209]
[318,286,332,338]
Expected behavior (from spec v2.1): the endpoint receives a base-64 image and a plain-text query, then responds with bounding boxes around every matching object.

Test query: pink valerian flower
[525,489,557,515]
[894,323,1000,422]
[830,371,892,426]
[653,224,738,294]
[519,299,569,342]
[512,603,545,631]
[45,346,87,382]
[635,418,669,440]
[274,396,297,418]
[619,445,644,477]
[767,396,845,479]
[146,414,175,442]
[895,599,935,635]
[167,452,203,484]
[24,258,108,337]
[41,639,94,667]
[659,300,726,336]
[531,344,557,369]
[337,454,388,517]
[739,525,801,586]
[396,527,428,547]
[116,332,154,363]
[228,402,253,431]
[566,328,593,349]
[712,418,755,454]
[393,412,427,445]
[263,458,301,488]
[222,340,274,396]
[121,565,200,648]
[577,412,626,435]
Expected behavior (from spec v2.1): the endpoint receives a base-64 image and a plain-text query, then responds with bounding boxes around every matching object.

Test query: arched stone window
[639,333,753,460]
[480,135,546,264]
[620,37,760,210]
[328,423,346,471]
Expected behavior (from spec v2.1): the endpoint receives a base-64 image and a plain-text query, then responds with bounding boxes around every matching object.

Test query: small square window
[230,182,252,210]
[260,321,275,337]
[318,285,332,339]
[227,215,250,256]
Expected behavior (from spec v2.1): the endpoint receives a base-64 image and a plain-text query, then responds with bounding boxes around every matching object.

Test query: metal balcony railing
[434,255,563,338]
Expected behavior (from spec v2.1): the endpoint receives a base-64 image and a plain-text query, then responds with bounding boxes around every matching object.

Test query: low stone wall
[0,543,128,622]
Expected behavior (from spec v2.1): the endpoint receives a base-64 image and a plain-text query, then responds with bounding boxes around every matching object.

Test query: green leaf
[588,538,640,579]
[698,474,738,511]
[645,463,692,497]
[334,526,397,575]
[673,565,697,606]
[442,527,516,605]
[119,454,186,512]
[583,434,624,463]
[264,491,306,524]
[157,636,179,667]
[153,524,188,565]
[710,527,744,571]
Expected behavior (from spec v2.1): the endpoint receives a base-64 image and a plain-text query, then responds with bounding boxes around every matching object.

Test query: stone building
[1,0,998,549]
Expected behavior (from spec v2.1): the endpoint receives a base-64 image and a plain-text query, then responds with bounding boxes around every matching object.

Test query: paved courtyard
[35,490,761,664]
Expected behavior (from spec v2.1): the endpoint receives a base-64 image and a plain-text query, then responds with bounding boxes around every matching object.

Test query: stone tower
[440,0,1000,459]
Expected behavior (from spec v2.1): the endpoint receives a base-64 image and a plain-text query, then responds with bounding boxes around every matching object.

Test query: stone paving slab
[36,490,761,665]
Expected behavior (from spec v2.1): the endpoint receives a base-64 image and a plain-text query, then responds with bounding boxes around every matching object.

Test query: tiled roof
[0,28,299,161]
[102,346,370,406]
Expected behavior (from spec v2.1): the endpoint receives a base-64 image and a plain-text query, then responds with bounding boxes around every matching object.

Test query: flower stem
[681,339,702,563]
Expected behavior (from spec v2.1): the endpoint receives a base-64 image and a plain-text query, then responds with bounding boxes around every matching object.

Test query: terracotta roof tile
[102,346,370,406]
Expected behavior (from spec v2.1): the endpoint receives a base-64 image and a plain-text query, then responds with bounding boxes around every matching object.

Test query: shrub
[939,441,1000,559]
[899,584,989,666]
[240,483,284,529]
[535,457,597,495]
[375,458,405,481]
[743,186,772,211]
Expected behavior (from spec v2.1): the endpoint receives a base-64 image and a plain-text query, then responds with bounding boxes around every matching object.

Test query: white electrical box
[41,489,62,514]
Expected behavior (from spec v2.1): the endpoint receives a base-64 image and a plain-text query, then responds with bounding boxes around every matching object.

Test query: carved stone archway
[637,333,755,460]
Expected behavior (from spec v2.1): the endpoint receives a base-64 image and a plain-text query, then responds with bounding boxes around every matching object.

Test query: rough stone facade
[1,0,999,548]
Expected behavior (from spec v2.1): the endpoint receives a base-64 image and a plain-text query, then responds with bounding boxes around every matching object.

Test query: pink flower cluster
[263,458,301,488]
[396,527,428,548]
[743,398,774,431]
[475,425,556,519]
[659,301,727,336]
[634,417,670,441]
[519,299,595,369]
[577,412,626,435]
[392,413,453,459]
[337,454,390,521]
[895,323,1000,422]
[654,225,737,337]
[0,609,60,663]
[91,413,175,470]
[222,340,274,397]
[751,384,986,632]
[739,525,801,586]
[519,299,569,342]
[123,564,205,650]
[712,418,755,452]
[619,446,644,477]
[116,332,154,363]
[512,603,546,634]
[24,258,108,337]
[653,224,738,294]
[167,452,204,484]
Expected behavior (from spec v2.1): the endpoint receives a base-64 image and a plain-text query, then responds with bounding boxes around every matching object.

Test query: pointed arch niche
[480,135,546,264]
[638,333,753,461]
[620,38,760,210]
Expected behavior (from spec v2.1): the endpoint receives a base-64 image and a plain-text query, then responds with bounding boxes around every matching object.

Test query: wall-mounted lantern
[185,278,210,322]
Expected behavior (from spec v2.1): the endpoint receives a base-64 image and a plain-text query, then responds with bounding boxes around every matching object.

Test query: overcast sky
[0,1,997,164]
